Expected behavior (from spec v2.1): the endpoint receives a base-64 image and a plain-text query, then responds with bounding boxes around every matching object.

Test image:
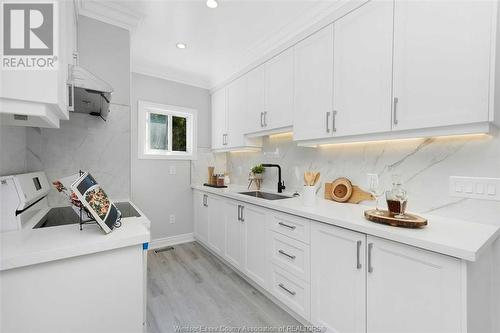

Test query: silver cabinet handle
[203,195,208,207]
[67,64,75,111]
[237,205,241,221]
[67,83,75,111]
[278,222,296,230]
[332,110,337,133]
[356,240,362,269]
[260,112,264,127]
[393,97,399,125]
[326,112,331,133]
[368,243,374,273]
[278,283,296,296]
[263,111,268,127]
[278,249,296,260]
[240,205,245,222]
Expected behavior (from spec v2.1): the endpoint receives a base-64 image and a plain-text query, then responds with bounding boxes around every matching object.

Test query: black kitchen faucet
[262,164,286,193]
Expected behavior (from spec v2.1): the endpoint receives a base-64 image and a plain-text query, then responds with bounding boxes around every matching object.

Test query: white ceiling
[114,0,340,89]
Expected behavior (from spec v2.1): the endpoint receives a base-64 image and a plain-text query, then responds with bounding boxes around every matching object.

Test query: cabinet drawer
[269,212,310,244]
[270,264,311,320]
[270,231,310,282]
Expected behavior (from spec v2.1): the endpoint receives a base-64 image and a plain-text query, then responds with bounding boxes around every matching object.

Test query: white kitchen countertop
[0,201,150,271]
[192,184,499,261]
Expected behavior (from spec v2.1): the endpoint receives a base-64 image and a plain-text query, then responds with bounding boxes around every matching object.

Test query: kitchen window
[138,101,197,160]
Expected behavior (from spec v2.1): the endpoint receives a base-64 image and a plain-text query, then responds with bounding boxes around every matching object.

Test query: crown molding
[210,0,369,92]
[75,0,143,32]
[131,65,211,90]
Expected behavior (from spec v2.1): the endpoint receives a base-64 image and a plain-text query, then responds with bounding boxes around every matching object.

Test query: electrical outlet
[169,214,175,224]
[449,176,500,201]
[169,165,176,175]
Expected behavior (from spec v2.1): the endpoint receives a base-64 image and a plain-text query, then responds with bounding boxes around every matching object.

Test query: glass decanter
[385,175,408,218]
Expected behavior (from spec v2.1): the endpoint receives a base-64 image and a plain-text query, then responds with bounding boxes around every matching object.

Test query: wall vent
[13,114,28,121]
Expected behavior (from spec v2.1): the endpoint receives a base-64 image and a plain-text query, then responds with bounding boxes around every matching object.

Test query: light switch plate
[169,214,175,224]
[169,165,176,175]
[449,176,500,201]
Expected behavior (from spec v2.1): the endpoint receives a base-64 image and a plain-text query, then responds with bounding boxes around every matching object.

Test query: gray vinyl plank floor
[146,241,302,333]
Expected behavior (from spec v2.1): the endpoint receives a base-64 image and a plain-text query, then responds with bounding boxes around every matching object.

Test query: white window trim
[138,100,198,160]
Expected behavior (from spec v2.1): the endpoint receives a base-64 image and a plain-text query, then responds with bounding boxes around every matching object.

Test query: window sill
[138,153,197,161]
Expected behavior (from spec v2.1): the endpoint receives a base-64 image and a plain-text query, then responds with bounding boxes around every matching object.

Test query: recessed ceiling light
[206,0,218,9]
[176,43,187,49]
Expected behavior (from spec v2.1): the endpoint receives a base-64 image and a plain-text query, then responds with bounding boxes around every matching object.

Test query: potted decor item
[248,164,265,190]
[251,164,265,180]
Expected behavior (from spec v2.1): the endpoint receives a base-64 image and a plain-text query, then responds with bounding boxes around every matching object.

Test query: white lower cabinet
[224,201,244,269]
[270,264,310,320]
[311,222,366,333]
[193,191,209,244]
[207,195,225,255]
[194,191,493,332]
[269,232,310,283]
[366,236,462,333]
[243,205,268,289]
[310,223,463,333]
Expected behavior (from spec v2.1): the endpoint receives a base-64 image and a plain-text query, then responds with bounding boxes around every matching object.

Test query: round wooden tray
[364,209,428,228]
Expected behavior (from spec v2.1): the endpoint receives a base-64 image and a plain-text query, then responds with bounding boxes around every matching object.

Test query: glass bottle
[385,175,408,218]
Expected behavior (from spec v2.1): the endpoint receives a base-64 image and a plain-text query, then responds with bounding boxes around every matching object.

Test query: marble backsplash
[26,104,131,206]
[222,133,500,227]
[191,148,227,185]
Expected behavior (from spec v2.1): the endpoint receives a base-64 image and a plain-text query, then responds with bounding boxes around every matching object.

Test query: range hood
[68,64,113,121]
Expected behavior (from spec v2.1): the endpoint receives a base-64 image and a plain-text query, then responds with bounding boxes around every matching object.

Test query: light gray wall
[78,15,130,106]
[131,72,211,240]
[0,126,27,176]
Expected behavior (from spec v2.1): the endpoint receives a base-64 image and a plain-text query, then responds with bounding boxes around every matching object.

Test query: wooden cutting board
[364,209,428,228]
[324,178,374,204]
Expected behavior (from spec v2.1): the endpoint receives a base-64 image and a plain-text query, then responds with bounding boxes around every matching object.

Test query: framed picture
[71,172,120,234]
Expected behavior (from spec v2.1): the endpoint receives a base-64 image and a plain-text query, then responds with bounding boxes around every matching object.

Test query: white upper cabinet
[264,48,294,131]
[333,0,393,136]
[366,236,462,332]
[246,66,266,134]
[293,24,334,141]
[211,79,262,151]
[392,0,493,131]
[211,88,227,150]
[0,0,75,128]
[226,77,248,148]
[211,0,497,147]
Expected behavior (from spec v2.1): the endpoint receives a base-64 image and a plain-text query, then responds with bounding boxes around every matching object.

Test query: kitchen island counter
[0,200,150,271]
[0,201,150,333]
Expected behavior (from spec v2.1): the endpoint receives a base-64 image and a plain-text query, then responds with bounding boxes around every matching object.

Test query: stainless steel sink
[238,191,291,200]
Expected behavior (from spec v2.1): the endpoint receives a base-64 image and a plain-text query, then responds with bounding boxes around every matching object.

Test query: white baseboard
[149,233,195,250]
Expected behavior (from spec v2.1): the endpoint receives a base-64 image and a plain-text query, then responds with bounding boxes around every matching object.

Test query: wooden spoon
[313,172,320,186]
[304,172,315,186]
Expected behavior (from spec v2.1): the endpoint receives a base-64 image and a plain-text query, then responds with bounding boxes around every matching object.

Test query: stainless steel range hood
[68,64,113,121]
